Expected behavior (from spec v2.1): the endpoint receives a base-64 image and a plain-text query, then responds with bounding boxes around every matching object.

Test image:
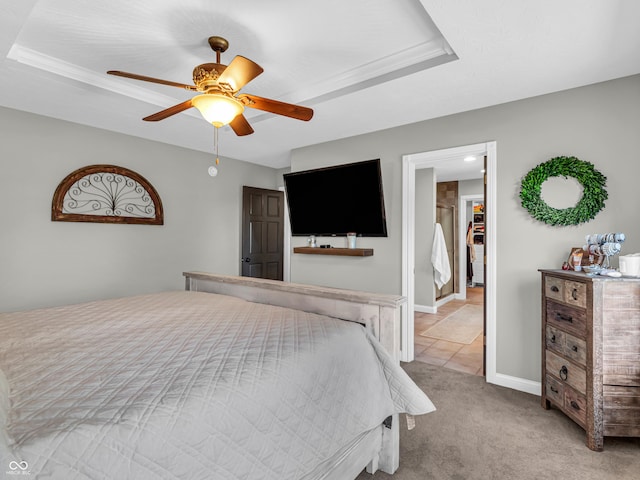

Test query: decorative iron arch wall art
[52,165,164,225]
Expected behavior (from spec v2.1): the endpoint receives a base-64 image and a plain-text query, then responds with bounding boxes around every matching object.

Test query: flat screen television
[283,159,388,237]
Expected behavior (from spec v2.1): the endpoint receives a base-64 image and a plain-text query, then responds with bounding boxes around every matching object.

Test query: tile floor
[414,287,484,376]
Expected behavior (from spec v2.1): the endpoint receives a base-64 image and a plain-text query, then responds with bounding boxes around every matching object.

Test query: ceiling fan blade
[218,56,264,92]
[143,99,194,121]
[229,114,254,136]
[239,94,313,121]
[107,70,197,91]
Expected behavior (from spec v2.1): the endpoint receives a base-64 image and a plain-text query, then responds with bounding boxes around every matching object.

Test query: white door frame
[401,141,497,385]
[279,186,291,282]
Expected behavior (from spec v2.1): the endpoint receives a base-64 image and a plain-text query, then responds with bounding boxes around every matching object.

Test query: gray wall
[414,169,436,306]
[0,107,277,312]
[289,74,640,382]
[459,178,483,197]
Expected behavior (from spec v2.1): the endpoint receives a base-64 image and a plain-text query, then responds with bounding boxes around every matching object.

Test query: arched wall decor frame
[52,164,164,225]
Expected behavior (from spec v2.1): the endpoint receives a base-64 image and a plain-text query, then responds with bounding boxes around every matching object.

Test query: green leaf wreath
[519,156,608,226]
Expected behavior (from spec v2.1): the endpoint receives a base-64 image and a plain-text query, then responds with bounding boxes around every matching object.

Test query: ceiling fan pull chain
[208,127,220,177]
[214,127,220,165]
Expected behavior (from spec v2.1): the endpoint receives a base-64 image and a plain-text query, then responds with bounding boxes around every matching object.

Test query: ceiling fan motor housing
[193,63,230,92]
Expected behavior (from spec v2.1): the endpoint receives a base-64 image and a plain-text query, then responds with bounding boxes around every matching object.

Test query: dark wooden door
[241,186,284,280]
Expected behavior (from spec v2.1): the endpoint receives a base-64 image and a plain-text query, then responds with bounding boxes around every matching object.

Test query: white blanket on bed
[0,291,434,479]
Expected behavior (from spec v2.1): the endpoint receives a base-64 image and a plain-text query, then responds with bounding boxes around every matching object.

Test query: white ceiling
[2,0,640,177]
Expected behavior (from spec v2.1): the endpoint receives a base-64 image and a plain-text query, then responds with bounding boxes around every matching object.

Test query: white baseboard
[415,293,459,315]
[414,304,437,314]
[436,294,456,308]
[488,372,541,396]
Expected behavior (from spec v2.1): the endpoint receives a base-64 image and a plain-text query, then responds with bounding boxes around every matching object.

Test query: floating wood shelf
[293,247,374,257]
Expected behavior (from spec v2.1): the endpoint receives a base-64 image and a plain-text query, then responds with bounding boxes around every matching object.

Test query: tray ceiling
[1,0,639,171]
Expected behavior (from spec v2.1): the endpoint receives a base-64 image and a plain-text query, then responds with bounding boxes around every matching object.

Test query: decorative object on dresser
[52,164,163,225]
[540,269,640,451]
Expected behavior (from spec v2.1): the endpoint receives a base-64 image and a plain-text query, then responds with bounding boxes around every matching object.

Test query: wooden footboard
[183,272,405,362]
[183,272,406,475]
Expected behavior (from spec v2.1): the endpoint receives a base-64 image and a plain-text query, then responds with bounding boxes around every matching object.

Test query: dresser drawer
[546,325,587,366]
[564,385,587,427]
[546,372,587,427]
[546,349,587,395]
[563,330,587,366]
[545,276,564,302]
[563,280,587,309]
[546,374,564,405]
[546,325,566,354]
[546,300,587,337]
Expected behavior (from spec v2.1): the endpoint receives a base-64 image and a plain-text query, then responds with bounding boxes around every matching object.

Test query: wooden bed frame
[183,271,407,477]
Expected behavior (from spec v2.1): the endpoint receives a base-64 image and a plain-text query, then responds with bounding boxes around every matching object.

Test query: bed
[0,272,435,479]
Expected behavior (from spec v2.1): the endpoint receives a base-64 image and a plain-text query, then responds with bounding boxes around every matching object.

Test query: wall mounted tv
[283,159,388,237]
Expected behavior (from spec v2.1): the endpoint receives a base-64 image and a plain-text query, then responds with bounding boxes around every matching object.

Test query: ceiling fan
[107,36,313,136]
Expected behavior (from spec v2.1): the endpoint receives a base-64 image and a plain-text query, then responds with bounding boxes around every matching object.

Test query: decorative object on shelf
[52,165,163,225]
[347,232,357,249]
[307,235,317,248]
[519,156,607,226]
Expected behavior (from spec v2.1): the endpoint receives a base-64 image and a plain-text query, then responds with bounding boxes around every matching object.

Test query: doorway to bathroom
[416,187,485,376]
[401,141,496,383]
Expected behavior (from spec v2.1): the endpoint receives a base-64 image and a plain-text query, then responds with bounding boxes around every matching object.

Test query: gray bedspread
[0,291,434,479]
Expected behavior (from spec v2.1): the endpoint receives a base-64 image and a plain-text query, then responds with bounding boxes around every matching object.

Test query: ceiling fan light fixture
[107,35,312,134]
[192,94,244,127]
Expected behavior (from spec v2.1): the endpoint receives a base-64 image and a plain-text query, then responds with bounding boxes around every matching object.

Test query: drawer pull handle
[559,366,568,381]
[550,386,559,394]
[555,313,573,323]
[571,345,578,352]
[550,285,560,292]
[570,400,580,411]
[550,335,556,343]
[572,288,579,301]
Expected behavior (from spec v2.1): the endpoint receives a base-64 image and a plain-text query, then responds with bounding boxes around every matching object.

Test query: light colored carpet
[420,304,483,344]
[357,361,640,480]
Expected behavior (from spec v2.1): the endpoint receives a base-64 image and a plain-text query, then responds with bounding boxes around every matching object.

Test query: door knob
[244,257,250,262]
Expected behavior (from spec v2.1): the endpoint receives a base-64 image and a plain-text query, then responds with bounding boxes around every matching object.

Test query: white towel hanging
[431,223,451,289]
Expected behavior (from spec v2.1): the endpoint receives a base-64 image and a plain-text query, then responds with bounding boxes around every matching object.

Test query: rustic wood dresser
[540,269,640,451]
